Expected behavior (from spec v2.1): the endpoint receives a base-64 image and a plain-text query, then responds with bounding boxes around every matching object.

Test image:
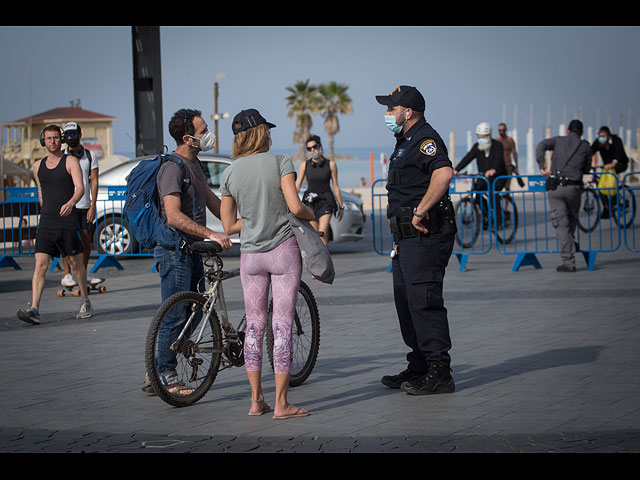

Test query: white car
[95,154,365,255]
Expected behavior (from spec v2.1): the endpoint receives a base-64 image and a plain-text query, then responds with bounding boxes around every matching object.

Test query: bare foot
[248,399,271,416]
[273,403,310,420]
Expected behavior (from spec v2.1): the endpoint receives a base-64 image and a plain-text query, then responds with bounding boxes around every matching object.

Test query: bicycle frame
[171,255,244,358]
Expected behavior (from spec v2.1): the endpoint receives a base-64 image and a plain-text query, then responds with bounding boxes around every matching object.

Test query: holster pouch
[545,176,559,191]
[390,207,417,239]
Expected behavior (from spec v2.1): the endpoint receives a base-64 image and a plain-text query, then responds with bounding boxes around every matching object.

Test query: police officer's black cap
[232,108,276,135]
[376,85,425,112]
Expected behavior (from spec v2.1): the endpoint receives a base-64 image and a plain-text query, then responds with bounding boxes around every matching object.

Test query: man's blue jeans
[154,245,204,376]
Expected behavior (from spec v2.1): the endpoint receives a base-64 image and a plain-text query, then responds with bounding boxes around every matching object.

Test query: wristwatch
[413,207,426,218]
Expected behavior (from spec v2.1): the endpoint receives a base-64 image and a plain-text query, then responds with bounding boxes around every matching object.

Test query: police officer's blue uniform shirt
[386,117,452,218]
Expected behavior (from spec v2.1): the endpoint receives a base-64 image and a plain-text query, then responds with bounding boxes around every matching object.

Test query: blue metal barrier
[371,179,391,257]
[492,173,621,271]
[1,187,39,269]
[621,172,639,252]
[450,175,492,271]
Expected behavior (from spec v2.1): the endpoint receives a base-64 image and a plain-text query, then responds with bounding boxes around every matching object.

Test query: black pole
[131,26,163,157]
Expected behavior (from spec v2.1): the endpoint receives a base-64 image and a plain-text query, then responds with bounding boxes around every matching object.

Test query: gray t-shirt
[156,153,209,244]
[220,152,294,253]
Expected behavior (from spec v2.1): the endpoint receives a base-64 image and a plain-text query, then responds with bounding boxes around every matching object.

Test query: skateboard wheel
[57,289,65,297]
[99,286,107,293]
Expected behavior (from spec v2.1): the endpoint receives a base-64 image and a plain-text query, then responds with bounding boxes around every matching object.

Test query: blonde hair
[232,123,271,159]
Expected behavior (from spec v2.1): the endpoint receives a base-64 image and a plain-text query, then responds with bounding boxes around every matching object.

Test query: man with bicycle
[590,126,630,219]
[142,108,232,395]
[453,122,508,226]
[536,119,591,272]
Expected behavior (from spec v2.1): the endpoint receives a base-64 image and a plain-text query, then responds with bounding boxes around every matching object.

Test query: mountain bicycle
[144,240,320,408]
[454,174,518,248]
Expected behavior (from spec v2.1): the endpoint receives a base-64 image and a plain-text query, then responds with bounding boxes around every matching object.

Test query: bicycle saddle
[191,240,223,254]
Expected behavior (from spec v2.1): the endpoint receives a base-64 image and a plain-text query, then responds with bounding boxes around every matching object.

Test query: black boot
[382,368,425,389]
[401,361,455,395]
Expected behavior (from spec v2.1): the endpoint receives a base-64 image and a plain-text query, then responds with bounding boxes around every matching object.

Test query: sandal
[273,407,310,420]
[142,377,156,395]
[248,398,271,416]
[166,381,195,396]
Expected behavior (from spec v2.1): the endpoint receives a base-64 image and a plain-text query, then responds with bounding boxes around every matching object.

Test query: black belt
[560,179,582,186]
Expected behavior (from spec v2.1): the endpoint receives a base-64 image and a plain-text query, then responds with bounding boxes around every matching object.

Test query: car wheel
[96,215,138,255]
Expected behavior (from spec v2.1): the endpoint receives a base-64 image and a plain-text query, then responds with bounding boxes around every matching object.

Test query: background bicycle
[578,167,637,233]
[454,173,518,248]
[144,240,320,408]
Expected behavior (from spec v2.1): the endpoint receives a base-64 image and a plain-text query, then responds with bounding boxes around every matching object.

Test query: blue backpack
[123,153,196,251]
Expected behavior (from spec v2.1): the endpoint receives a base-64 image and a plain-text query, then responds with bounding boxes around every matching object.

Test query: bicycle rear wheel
[266,280,320,387]
[618,187,637,229]
[495,194,518,245]
[455,196,480,248]
[145,291,223,407]
[578,189,600,233]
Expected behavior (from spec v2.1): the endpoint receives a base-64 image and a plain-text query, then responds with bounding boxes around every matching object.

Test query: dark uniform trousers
[392,231,455,373]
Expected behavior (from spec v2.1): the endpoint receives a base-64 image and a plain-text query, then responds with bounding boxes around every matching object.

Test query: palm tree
[285,79,320,161]
[316,81,353,159]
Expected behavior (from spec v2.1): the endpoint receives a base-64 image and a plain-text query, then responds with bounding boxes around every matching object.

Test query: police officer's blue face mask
[477,137,490,146]
[385,109,408,134]
[598,136,608,144]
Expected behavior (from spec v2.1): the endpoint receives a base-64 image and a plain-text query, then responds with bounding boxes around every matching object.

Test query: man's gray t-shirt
[220,152,294,253]
[156,153,209,244]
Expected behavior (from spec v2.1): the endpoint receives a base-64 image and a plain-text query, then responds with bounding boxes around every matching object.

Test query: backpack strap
[161,154,197,221]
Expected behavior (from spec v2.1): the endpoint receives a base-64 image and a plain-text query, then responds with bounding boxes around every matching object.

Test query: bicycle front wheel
[266,280,320,387]
[145,291,223,407]
[578,189,600,233]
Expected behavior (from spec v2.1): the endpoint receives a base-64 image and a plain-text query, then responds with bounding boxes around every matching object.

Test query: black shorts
[34,228,83,258]
[303,191,337,221]
[75,208,94,231]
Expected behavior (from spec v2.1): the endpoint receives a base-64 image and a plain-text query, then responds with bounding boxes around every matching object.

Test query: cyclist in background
[453,122,508,224]
[590,126,630,218]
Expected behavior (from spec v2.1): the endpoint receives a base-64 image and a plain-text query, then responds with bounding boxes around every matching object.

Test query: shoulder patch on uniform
[420,139,437,156]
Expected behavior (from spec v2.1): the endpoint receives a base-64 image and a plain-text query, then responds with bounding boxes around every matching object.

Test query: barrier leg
[0,256,21,270]
[90,254,124,273]
[581,250,597,271]
[512,252,542,272]
[455,253,470,272]
[49,256,63,272]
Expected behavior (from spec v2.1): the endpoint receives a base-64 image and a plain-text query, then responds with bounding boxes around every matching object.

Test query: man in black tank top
[17,125,92,325]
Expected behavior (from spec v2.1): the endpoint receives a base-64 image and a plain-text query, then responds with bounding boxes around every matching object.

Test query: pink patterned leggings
[240,235,302,374]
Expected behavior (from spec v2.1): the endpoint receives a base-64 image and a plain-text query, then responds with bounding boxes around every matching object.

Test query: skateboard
[57,278,106,297]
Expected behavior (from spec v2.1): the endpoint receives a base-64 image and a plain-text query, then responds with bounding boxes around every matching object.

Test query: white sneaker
[87,275,103,286]
[61,274,77,287]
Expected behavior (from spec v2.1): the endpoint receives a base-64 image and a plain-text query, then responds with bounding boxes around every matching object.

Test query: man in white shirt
[60,122,101,287]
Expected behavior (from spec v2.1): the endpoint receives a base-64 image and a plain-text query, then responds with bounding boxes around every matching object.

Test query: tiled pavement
[1,217,639,453]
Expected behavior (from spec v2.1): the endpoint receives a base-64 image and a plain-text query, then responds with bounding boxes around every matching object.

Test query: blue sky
[2,26,639,157]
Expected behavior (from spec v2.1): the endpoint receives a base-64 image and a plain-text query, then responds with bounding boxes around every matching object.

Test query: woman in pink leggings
[219,109,315,420]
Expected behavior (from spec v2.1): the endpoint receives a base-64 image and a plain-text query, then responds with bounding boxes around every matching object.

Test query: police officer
[376,85,457,395]
[536,119,591,272]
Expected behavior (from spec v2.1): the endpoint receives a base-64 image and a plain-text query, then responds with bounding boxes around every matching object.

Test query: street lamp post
[212,73,229,154]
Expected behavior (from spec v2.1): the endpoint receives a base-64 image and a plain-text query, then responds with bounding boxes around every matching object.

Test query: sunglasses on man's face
[306,144,319,152]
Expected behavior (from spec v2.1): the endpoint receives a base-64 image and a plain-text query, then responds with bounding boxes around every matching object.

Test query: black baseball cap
[232,108,276,135]
[376,85,425,112]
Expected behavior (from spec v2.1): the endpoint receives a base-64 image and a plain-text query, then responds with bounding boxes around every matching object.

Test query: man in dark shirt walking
[17,125,90,325]
[536,120,592,272]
